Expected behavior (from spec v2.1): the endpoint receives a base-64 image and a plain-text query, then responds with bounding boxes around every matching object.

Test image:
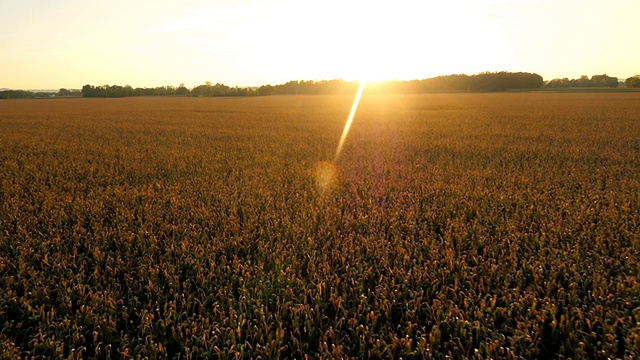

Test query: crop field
[1,93,640,358]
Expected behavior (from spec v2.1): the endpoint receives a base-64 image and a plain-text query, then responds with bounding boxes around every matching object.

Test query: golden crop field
[1,93,639,358]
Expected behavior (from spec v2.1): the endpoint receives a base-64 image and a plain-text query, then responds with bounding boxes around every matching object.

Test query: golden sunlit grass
[1,93,640,358]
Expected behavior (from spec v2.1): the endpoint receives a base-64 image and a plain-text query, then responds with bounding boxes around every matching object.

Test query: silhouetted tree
[258,85,273,96]
[590,74,618,87]
[546,74,618,88]
[271,79,359,95]
[190,81,255,97]
[625,75,640,88]
[55,88,81,97]
[176,83,191,96]
[390,72,543,92]
[0,90,34,99]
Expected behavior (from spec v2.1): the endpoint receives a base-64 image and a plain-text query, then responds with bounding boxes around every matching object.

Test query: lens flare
[313,161,338,194]
[313,82,365,194]
[333,81,366,163]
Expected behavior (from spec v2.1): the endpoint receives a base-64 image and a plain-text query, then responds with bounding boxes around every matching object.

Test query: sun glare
[334,81,366,163]
[242,0,508,83]
[313,161,338,194]
[313,80,366,194]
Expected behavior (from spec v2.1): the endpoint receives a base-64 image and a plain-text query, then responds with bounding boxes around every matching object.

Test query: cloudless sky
[1,0,639,89]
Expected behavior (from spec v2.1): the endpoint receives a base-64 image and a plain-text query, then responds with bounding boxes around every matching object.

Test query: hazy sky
[1,0,639,89]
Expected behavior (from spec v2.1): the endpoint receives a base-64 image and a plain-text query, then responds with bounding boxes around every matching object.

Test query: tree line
[366,72,544,93]
[268,80,360,95]
[3,72,640,99]
[0,88,81,99]
[545,74,619,88]
[80,80,358,98]
[80,73,545,98]
[82,72,608,97]
[81,82,271,97]
[80,84,192,97]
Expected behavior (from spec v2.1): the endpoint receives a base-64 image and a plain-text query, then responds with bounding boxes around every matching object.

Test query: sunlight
[334,81,366,163]
[313,81,365,194]
[239,0,508,84]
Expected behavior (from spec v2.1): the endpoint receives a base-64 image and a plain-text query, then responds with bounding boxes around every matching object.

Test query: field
[1,93,639,358]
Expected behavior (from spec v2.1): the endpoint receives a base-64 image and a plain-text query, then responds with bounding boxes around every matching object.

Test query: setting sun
[243,0,508,83]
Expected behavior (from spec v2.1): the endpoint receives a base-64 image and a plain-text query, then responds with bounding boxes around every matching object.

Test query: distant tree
[270,79,359,95]
[190,82,253,97]
[212,83,230,96]
[176,83,191,96]
[258,85,273,96]
[625,75,640,88]
[191,82,212,97]
[82,84,102,97]
[110,85,128,97]
[574,75,590,87]
[0,90,34,99]
[546,78,572,88]
[590,74,618,88]
[273,81,298,95]
[546,74,618,88]
[55,88,81,97]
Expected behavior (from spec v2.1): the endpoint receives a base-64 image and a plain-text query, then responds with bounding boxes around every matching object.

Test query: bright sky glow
[1,0,639,89]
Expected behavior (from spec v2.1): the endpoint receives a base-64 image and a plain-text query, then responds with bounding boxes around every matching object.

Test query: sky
[1,0,639,90]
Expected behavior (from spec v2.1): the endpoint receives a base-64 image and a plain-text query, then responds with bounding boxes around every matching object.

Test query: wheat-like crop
[1,93,639,358]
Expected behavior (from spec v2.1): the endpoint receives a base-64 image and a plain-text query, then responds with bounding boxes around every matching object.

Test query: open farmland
[1,93,640,358]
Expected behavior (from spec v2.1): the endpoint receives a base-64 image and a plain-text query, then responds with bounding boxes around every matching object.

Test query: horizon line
[2,71,637,92]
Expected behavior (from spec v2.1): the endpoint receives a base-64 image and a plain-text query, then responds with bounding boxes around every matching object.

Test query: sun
[336,2,483,83]
[243,0,506,85]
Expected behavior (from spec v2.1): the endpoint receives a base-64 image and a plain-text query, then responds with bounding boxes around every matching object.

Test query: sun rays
[313,81,367,194]
[333,81,366,163]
